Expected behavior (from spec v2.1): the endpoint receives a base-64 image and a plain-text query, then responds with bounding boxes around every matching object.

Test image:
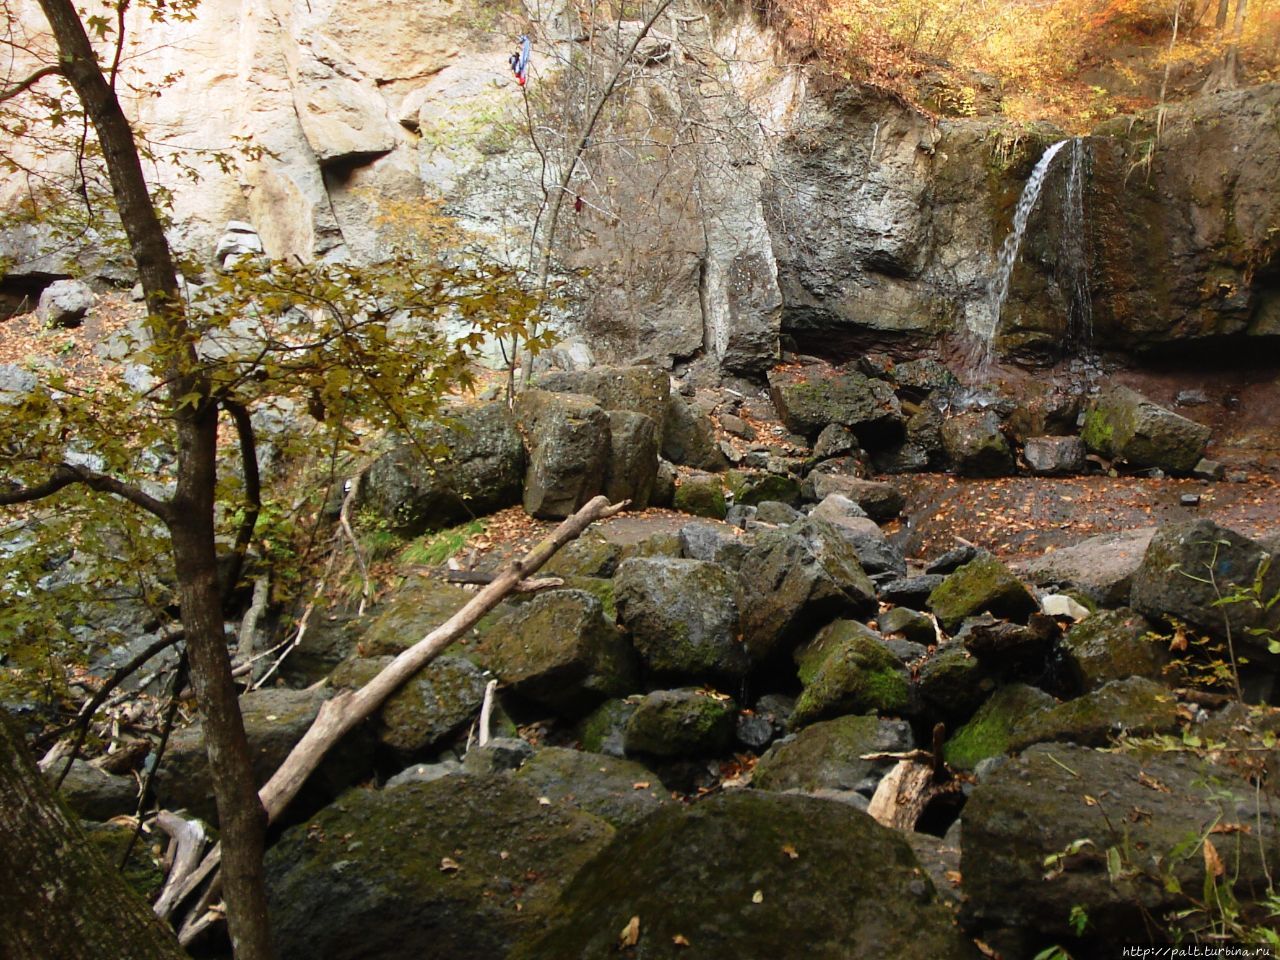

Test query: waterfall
[969,138,1071,357]
[1059,137,1093,354]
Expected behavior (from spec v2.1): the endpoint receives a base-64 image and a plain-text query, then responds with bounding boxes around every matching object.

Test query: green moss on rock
[927,554,1039,632]
[943,683,1056,770]
[790,626,908,729]
[673,475,727,519]
[624,688,737,757]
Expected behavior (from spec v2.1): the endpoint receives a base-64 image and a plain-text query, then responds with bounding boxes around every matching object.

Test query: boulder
[1081,385,1211,473]
[1130,519,1280,653]
[155,688,371,823]
[736,692,794,750]
[1015,527,1154,606]
[361,402,524,534]
[1006,677,1180,752]
[511,792,978,960]
[662,392,729,471]
[576,697,639,758]
[927,554,1039,632]
[651,458,677,507]
[728,470,802,507]
[753,714,914,794]
[478,590,637,715]
[676,521,749,569]
[790,621,910,728]
[332,655,488,758]
[767,366,904,444]
[542,532,621,579]
[754,500,802,525]
[672,473,727,519]
[893,358,959,396]
[614,557,748,683]
[50,760,137,822]
[623,688,737,758]
[961,615,1061,677]
[812,422,858,459]
[279,613,363,686]
[942,683,1057,770]
[961,743,1279,945]
[603,410,658,509]
[1006,392,1081,442]
[514,747,670,827]
[738,517,878,664]
[1060,608,1168,692]
[916,643,997,723]
[941,410,1014,477]
[37,279,94,327]
[537,366,670,445]
[878,606,937,645]
[213,220,264,267]
[1022,435,1086,475]
[516,390,611,519]
[879,574,946,607]
[358,575,475,656]
[266,776,614,960]
[462,738,535,776]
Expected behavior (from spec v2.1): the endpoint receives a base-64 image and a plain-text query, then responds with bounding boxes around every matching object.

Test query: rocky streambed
[41,358,1280,958]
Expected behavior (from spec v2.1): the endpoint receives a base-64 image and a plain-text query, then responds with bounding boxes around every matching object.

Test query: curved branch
[219,399,260,602]
[0,64,62,104]
[0,463,173,522]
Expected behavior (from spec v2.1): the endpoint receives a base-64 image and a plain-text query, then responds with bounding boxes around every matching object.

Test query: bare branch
[0,462,174,521]
[0,63,61,104]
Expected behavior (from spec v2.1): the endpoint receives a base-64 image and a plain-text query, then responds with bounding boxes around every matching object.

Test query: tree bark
[0,712,188,960]
[33,3,275,958]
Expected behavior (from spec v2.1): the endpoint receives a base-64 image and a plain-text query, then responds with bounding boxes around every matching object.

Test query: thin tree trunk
[34,3,275,957]
[0,712,188,960]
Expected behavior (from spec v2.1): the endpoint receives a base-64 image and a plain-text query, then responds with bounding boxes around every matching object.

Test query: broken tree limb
[867,760,937,831]
[443,569,565,592]
[180,496,627,906]
[152,812,209,920]
[478,679,499,748]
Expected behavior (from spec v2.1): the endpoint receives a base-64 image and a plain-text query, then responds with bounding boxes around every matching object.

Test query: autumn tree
[0,2,536,958]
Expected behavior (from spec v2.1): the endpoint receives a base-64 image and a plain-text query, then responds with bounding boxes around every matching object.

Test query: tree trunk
[0,712,188,960]
[34,3,275,957]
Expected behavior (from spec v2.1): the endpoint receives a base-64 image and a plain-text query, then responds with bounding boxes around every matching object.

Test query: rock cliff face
[4,0,1277,374]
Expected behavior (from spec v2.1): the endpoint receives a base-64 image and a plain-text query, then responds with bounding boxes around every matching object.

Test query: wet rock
[1016,527,1154,606]
[514,747,669,827]
[1130,519,1280,654]
[941,410,1014,477]
[768,366,904,444]
[511,791,977,960]
[1061,608,1168,692]
[267,776,613,960]
[603,410,658,508]
[1006,392,1081,443]
[479,591,637,715]
[156,688,371,823]
[623,688,737,758]
[516,390,611,519]
[961,743,1279,944]
[942,684,1057,770]
[1081,385,1211,474]
[738,517,878,664]
[37,279,94,327]
[672,473,727,519]
[662,392,729,471]
[893,358,959,397]
[1022,435,1085,475]
[614,557,748,683]
[361,402,524,535]
[50,760,137,822]
[754,714,914,793]
[790,621,910,728]
[1007,677,1180,752]
[927,554,1039,632]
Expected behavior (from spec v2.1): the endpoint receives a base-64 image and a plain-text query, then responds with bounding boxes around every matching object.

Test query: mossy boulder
[624,688,737,758]
[52,760,137,822]
[1061,608,1168,691]
[768,366,905,444]
[1081,385,1210,473]
[916,642,997,723]
[537,366,670,447]
[542,531,621,578]
[361,401,525,535]
[754,714,914,793]
[477,590,638,715]
[739,517,878,665]
[1007,677,1180,752]
[672,473,727,519]
[358,575,474,657]
[614,558,748,683]
[514,746,669,827]
[927,554,1039,632]
[727,470,802,508]
[511,791,978,960]
[879,606,937,645]
[604,410,659,509]
[662,392,729,471]
[332,655,488,759]
[940,410,1014,477]
[516,389,611,519]
[576,697,640,757]
[962,743,1280,945]
[942,683,1056,770]
[790,623,909,729]
[266,776,614,960]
